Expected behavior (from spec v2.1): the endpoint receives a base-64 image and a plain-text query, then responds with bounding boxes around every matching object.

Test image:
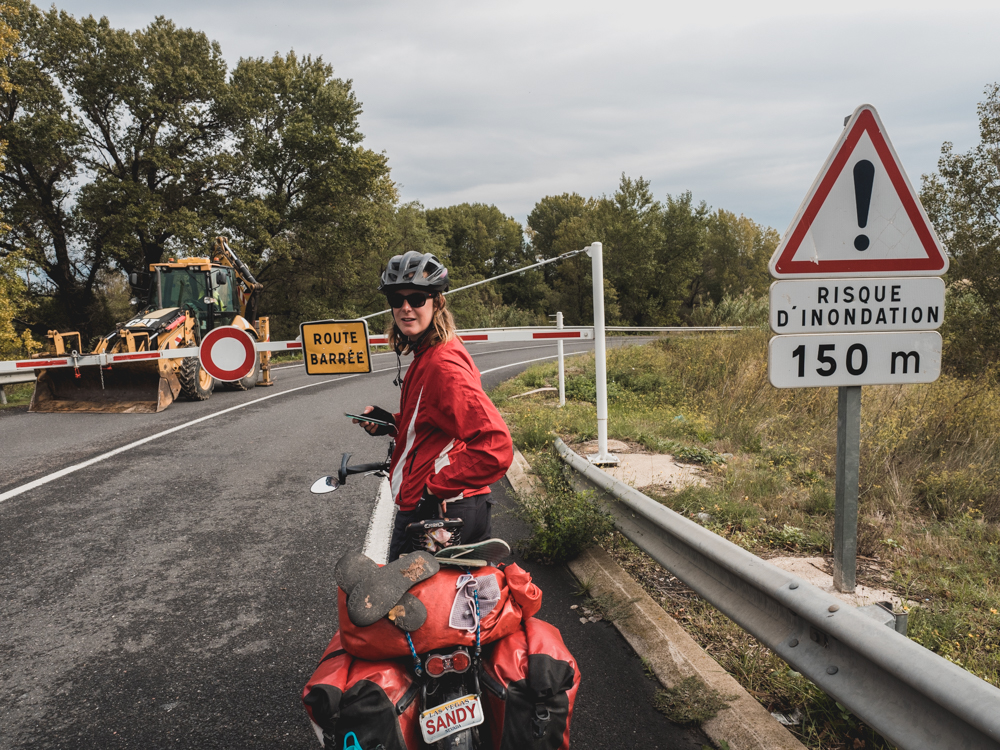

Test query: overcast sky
[49,0,1000,234]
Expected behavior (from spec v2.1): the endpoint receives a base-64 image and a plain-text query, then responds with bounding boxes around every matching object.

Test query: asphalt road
[0,338,708,749]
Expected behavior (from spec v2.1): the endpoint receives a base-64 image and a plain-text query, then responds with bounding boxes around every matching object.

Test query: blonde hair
[386,293,457,355]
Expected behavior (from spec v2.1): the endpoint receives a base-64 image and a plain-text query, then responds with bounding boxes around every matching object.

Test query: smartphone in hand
[345,412,392,427]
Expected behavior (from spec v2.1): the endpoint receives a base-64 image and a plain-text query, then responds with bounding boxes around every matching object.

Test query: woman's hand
[352,405,396,436]
[353,406,380,435]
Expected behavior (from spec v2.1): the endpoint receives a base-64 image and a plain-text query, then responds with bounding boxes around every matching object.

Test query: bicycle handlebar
[338,452,392,485]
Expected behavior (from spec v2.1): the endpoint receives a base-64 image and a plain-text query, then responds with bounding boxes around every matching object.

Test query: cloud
[51,0,998,230]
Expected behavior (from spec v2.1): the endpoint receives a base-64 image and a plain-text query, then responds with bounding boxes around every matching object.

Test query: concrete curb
[568,547,805,750]
[506,446,540,495]
[505,447,806,750]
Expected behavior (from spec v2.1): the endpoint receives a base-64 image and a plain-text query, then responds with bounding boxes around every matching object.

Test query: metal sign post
[834,385,861,591]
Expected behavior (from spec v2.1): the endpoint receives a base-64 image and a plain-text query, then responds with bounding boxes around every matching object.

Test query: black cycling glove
[360,405,396,436]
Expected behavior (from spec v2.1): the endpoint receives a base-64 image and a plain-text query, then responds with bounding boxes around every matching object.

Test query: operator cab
[146,260,241,331]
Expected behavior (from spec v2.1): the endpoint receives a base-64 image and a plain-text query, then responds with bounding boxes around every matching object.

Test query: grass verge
[491,331,1000,750]
[653,676,734,726]
[0,381,33,410]
[269,353,304,364]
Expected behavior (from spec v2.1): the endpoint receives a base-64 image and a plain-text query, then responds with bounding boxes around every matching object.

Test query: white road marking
[479,355,561,375]
[461,342,591,357]
[0,367,400,504]
[2,347,580,509]
[363,478,395,565]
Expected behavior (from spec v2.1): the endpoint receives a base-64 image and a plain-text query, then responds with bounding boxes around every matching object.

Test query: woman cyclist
[355,251,513,562]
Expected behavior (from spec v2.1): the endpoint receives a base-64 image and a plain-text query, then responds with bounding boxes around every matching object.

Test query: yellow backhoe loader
[30,238,272,413]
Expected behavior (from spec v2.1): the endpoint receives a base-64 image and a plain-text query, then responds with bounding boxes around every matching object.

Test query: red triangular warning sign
[769,104,948,278]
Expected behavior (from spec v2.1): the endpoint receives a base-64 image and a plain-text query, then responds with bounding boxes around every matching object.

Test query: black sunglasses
[387,291,435,309]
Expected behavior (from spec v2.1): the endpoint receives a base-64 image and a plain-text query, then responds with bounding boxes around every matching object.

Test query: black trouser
[388,492,493,562]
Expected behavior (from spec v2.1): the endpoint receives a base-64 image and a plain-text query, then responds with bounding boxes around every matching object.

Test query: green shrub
[518,487,613,563]
[939,281,998,378]
[917,468,1000,520]
[673,444,724,465]
[803,484,835,515]
[516,450,614,563]
[512,411,555,451]
[520,369,549,389]
[564,374,597,402]
[687,291,769,328]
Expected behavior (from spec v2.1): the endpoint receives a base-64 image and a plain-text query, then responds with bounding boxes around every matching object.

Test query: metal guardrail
[554,437,1000,750]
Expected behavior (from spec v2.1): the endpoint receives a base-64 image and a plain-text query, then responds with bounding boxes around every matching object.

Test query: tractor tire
[218,353,259,391]
[178,356,215,401]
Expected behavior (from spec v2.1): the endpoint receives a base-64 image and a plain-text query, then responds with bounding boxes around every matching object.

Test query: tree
[1,2,230,335]
[0,4,38,358]
[221,51,396,336]
[587,177,708,326]
[0,2,15,236]
[594,175,662,324]
[545,210,619,326]
[425,203,528,279]
[654,191,709,325]
[681,208,777,319]
[0,253,39,358]
[0,6,400,342]
[386,201,446,259]
[921,83,1000,372]
[0,3,14,172]
[527,192,595,303]
[424,202,544,311]
[526,192,589,260]
[524,193,622,325]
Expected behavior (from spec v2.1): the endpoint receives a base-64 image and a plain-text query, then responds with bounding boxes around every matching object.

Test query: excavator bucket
[29,360,182,414]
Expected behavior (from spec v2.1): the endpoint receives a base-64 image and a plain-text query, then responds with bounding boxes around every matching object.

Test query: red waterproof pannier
[481,617,580,750]
[302,631,421,749]
[338,563,542,661]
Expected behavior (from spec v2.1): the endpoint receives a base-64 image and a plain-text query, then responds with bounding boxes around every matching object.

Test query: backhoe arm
[211,237,264,321]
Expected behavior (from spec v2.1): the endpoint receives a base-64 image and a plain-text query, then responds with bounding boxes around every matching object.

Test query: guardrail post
[587,242,617,465]
[834,385,861,592]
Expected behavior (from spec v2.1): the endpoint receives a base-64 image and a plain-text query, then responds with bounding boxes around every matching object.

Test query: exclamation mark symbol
[853,159,874,251]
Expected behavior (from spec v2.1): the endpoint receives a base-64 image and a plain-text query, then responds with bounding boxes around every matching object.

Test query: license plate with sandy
[420,694,484,744]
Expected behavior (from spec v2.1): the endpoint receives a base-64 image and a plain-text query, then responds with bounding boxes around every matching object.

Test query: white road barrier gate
[0,328,593,375]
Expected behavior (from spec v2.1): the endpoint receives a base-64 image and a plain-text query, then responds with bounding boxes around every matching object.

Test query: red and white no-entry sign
[199,326,257,381]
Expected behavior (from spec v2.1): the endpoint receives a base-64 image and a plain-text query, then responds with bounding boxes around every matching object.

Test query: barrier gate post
[588,243,617,465]
[557,311,566,407]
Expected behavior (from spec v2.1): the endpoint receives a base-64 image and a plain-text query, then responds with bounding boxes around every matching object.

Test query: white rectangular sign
[769,277,945,334]
[769,331,941,388]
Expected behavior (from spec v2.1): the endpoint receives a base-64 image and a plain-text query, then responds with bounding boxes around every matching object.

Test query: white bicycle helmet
[379,251,449,294]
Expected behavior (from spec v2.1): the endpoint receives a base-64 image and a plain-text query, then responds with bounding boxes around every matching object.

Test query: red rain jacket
[390,337,512,511]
